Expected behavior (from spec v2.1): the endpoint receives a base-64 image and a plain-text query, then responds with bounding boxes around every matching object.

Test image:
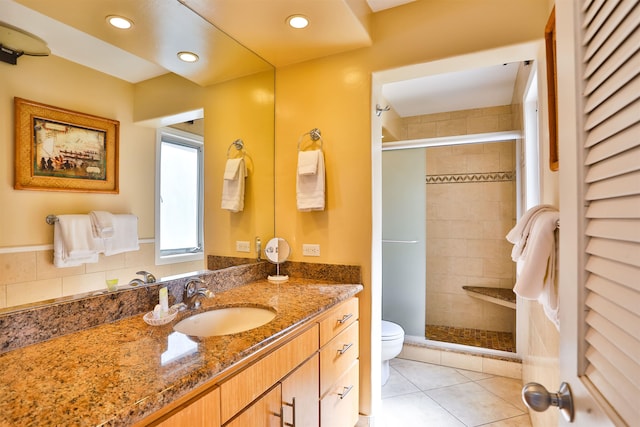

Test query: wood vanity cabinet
[225,353,320,427]
[142,297,359,427]
[220,324,319,424]
[221,297,360,427]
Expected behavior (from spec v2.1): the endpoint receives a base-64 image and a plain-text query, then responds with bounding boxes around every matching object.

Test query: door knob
[522,382,574,422]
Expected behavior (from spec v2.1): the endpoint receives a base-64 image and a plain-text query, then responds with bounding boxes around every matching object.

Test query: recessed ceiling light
[177,51,199,63]
[287,14,309,29]
[106,15,133,29]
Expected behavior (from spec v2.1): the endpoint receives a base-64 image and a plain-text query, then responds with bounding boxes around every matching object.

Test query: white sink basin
[174,306,276,337]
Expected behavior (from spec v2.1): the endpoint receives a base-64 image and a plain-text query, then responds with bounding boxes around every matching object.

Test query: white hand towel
[221,158,247,212]
[103,214,140,256]
[297,150,325,211]
[224,158,243,180]
[298,150,319,175]
[507,207,560,329]
[89,211,115,238]
[53,215,100,267]
[506,204,556,261]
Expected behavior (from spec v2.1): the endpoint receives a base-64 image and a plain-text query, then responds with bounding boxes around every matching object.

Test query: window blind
[581,0,640,425]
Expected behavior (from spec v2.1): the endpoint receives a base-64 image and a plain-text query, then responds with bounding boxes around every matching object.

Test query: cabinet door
[282,354,319,427]
[153,387,220,427]
[220,324,319,423]
[225,385,282,427]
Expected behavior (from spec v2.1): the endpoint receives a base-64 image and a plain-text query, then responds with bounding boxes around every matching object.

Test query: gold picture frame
[14,98,119,193]
[545,7,559,171]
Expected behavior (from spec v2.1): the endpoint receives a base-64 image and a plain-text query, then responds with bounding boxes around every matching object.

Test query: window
[155,127,204,264]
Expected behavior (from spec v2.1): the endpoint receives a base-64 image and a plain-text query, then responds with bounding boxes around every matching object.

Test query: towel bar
[46,214,58,225]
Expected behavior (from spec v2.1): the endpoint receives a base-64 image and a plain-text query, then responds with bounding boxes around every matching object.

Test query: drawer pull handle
[337,313,353,324]
[337,343,353,355]
[338,385,354,400]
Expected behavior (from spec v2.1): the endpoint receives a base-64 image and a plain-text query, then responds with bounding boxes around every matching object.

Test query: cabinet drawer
[320,360,359,427]
[320,321,358,395]
[319,297,358,346]
[220,324,319,423]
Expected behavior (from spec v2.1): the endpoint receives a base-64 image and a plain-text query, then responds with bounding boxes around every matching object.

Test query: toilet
[381,320,405,385]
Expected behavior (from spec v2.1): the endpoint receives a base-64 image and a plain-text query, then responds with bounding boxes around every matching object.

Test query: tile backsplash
[0,243,203,310]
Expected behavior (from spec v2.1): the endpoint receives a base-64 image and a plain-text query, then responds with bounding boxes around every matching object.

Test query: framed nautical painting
[14,97,119,193]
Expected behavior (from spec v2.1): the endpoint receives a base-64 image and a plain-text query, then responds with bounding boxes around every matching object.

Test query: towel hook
[227,139,245,158]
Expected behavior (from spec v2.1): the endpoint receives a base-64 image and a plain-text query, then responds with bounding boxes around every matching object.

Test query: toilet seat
[381,320,404,341]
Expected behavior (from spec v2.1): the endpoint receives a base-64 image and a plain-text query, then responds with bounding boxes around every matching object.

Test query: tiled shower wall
[0,243,203,309]
[425,142,517,333]
[397,105,519,335]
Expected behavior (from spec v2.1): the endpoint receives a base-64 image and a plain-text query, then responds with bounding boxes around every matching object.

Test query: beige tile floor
[376,358,532,426]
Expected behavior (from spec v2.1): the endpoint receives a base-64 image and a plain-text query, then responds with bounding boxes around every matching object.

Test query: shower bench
[462,286,516,309]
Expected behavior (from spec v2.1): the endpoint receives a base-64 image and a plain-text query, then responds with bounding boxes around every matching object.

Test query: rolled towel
[89,211,114,238]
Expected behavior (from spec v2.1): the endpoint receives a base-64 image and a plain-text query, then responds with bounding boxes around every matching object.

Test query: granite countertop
[0,279,362,426]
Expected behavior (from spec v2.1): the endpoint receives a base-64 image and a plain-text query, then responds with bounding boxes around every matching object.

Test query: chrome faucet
[183,278,214,309]
[128,270,156,286]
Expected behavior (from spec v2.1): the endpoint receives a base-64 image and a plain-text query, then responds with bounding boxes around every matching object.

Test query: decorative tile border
[426,171,515,184]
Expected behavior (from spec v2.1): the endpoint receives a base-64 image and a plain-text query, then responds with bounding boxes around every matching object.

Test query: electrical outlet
[302,244,320,257]
[236,240,250,252]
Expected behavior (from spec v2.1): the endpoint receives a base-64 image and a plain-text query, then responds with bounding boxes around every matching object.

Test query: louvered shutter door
[581,0,640,425]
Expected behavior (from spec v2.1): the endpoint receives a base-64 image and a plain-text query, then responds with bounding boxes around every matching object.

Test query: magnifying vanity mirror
[264,237,290,283]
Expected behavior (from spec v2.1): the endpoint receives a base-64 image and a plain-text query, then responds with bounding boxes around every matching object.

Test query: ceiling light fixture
[106,15,133,30]
[287,14,309,29]
[177,51,199,63]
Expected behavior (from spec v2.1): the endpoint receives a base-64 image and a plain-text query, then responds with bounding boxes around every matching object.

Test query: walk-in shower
[382,137,518,354]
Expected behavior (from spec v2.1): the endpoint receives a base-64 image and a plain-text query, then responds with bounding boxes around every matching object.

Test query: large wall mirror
[1,0,274,311]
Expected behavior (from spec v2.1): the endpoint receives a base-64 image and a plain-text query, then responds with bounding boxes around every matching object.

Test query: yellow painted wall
[204,71,275,257]
[274,0,549,416]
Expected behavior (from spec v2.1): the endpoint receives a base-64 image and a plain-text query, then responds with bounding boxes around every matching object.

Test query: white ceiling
[382,62,521,117]
[1,0,518,117]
